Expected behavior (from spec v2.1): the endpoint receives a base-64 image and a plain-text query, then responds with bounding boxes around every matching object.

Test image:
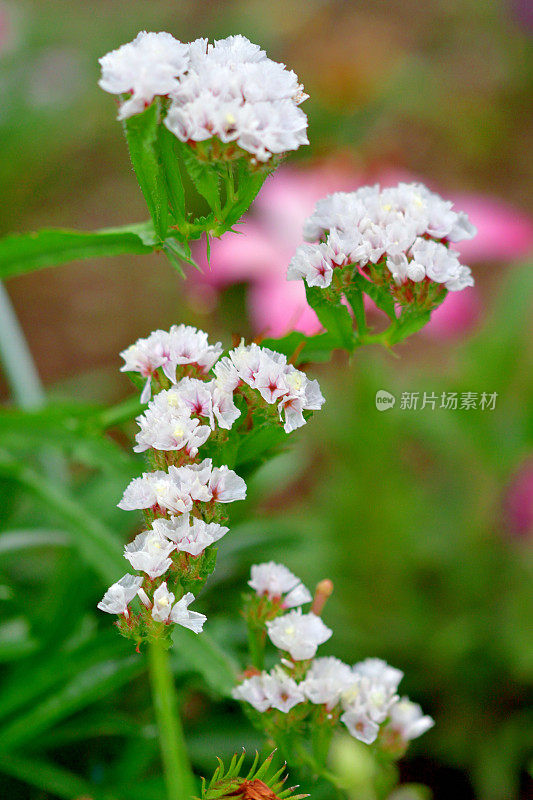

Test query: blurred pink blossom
[194,165,533,339]
[504,459,533,540]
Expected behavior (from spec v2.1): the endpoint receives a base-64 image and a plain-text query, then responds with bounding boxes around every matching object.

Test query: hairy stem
[148,639,196,800]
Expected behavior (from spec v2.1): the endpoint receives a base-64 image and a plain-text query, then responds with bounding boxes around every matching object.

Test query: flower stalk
[148,638,196,800]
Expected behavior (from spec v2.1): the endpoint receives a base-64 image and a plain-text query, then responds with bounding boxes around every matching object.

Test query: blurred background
[0,1,532,799]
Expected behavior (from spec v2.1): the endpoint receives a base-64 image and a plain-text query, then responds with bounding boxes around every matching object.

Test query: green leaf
[157,123,186,224]
[305,285,355,351]
[351,272,396,320]
[0,753,111,800]
[176,142,221,213]
[234,425,287,472]
[123,103,169,240]
[0,224,154,280]
[0,631,128,724]
[0,528,69,554]
[0,451,125,583]
[171,628,238,698]
[344,285,368,335]
[386,309,431,344]
[222,161,269,228]
[0,653,144,751]
[0,404,136,474]
[261,331,339,365]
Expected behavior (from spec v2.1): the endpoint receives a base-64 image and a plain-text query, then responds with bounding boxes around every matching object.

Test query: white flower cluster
[249,561,313,608]
[101,327,324,639]
[214,341,325,433]
[120,324,222,404]
[287,182,476,292]
[118,460,246,514]
[100,31,309,161]
[233,561,434,747]
[233,654,434,746]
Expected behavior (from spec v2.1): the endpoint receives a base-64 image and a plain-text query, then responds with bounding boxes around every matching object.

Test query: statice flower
[119,329,172,403]
[152,513,229,556]
[263,666,306,712]
[208,465,247,502]
[163,325,223,382]
[99,31,190,120]
[215,342,325,434]
[133,381,215,456]
[151,581,175,622]
[232,667,305,713]
[232,673,271,712]
[266,609,332,660]
[120,324,222,402]
[169,591,206,633]
[289,182,477,302]
[340,658,403,744]
[164,35,309,162]
[300,656,355,710]
[386,697,435,742]
[97,574,143,617]
[123,530,176,579]
[248,561,312,608]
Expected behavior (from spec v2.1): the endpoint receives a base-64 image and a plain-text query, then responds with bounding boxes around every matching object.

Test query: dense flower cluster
[233,562,434,749]
[214,341,325,433]
[99,32,308,162]
[98,326,324,646]
[287,182,477,307]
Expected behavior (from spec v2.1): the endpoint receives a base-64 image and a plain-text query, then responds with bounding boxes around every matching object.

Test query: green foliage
[123,103,170,241]
[0,224,154,280]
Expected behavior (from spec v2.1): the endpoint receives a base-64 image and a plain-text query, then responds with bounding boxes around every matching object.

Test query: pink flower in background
[195,162,358,336]
[504,459,533,540]
[425,195,533,338]
[194,165,533,339]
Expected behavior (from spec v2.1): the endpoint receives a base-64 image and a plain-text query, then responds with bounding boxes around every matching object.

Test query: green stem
[148,639,196,800]
[247,622,265,670]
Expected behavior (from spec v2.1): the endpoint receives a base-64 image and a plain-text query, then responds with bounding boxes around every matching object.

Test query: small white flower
[263,666,305,712]
[163,324,223,382]
[287,243,335,288]
[99,32,190,120]
[118,474,158,511]
[248,561,312,608]
[170,591,206,633]
[151,581,175,622]
[153,513,228,556]
[209,465,247,503]
[340,709,380,744]
[301,656,355,709]
[353,658,404,691]
[123,530,175,579]
[387,697,435,741]
[119,329,171,403]
[266,609,332,660]
[232,673,271,712]
[212,386,241,430]
[97,574,143,616]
